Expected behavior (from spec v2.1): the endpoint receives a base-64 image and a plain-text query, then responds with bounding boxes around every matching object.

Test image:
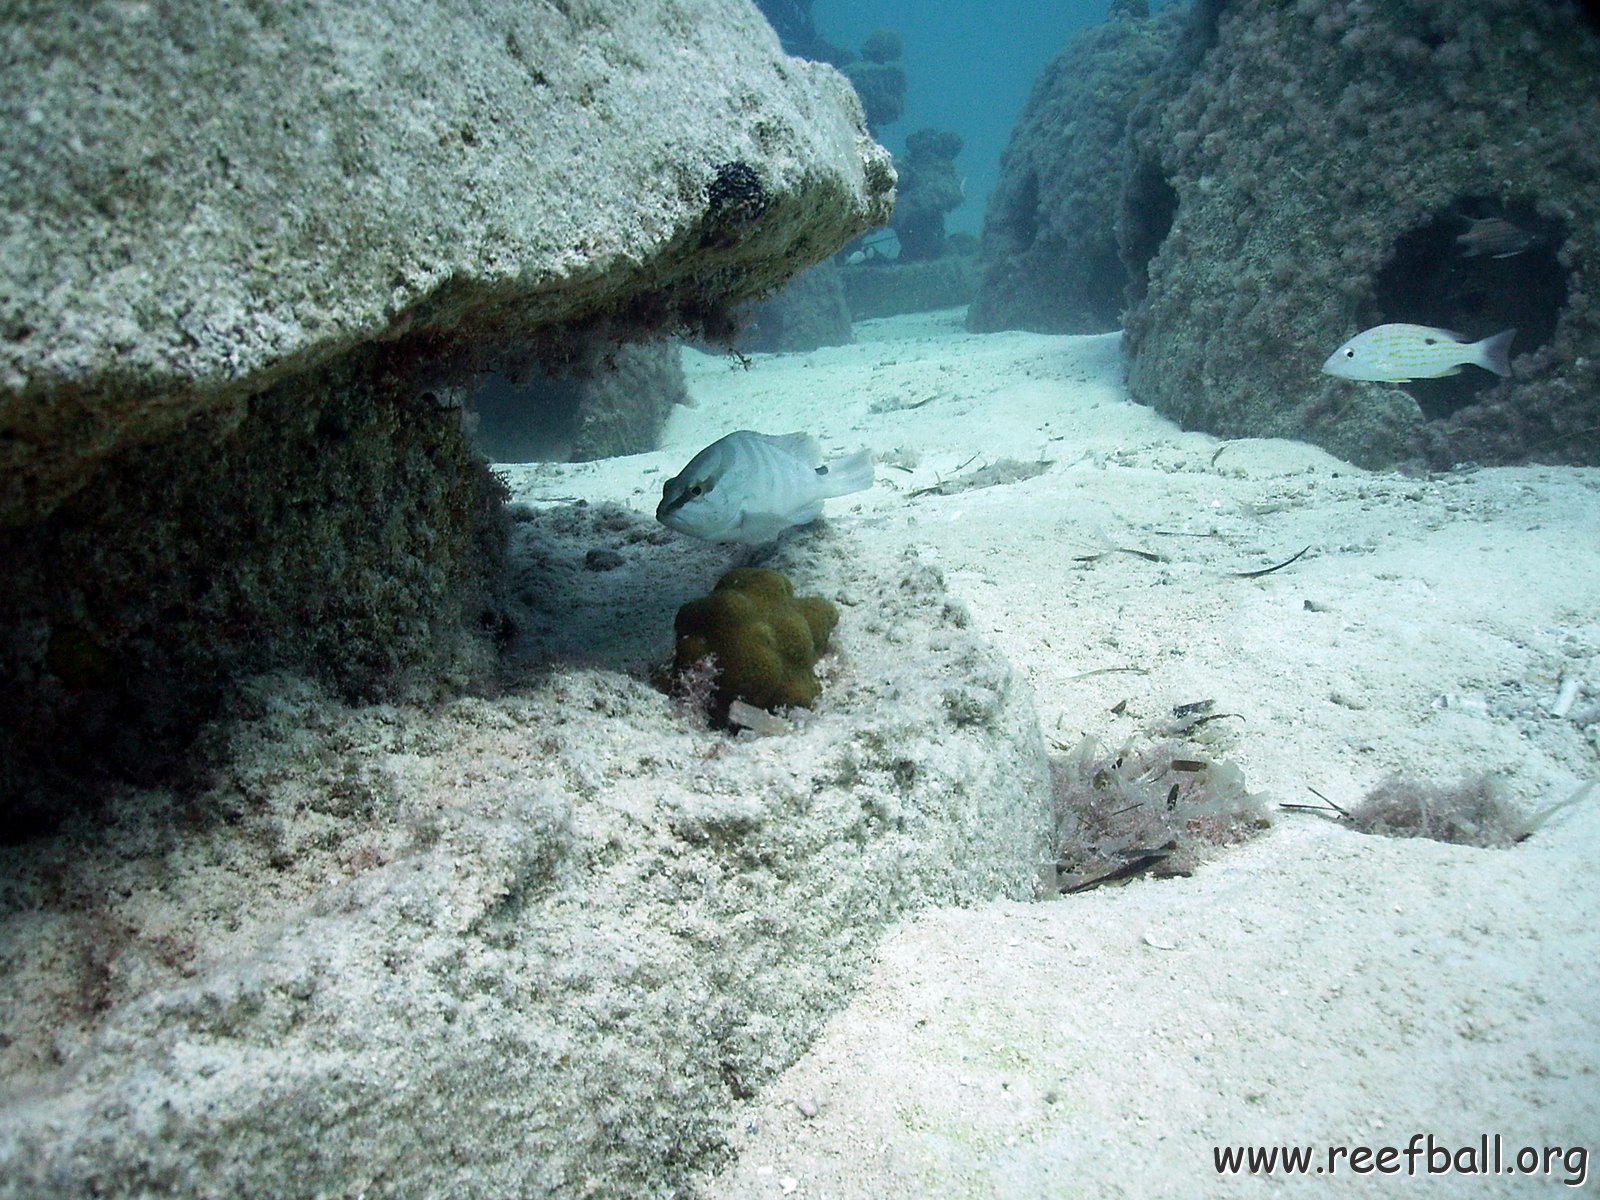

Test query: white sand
[522,310,1600,1196]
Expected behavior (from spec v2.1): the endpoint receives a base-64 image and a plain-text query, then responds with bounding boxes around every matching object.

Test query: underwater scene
[0,0,1596,1195]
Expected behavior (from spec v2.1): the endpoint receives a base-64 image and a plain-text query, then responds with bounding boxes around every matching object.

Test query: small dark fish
[1455,216,1541,259]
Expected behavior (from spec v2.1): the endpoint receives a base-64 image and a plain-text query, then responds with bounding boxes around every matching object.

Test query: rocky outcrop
[1120,0,1600,467]
[0,1,890,520]
[0,513,1052,1198]
[976,0,1599,468]
[968,4,1179,333]
[889,128,967,262]
[737,261,854,352]
[0,0,893,811]
[469,340,690,463]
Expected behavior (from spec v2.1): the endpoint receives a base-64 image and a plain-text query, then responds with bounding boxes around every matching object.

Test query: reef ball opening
[1370,195,1568,421]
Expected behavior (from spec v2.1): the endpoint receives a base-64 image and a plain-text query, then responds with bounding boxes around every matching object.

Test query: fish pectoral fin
[768,432,824,466]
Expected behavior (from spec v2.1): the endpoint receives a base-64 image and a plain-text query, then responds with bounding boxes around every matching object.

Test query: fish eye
[688,482,706,497]
[1344,349,1354,358]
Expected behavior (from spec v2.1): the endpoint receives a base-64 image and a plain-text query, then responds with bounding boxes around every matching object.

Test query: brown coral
[669,568,838,718]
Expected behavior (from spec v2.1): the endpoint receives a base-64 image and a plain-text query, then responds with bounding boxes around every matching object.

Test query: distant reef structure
[755,0,982,327]
[975,0,1600,469]
[735,258,855,352]
[468,342,691,463]
[969,1,1180,334]
[755,1,906,136]
[744,0,921,347]
[842,249,982,321]
[889,128,967,263]
[0,0,893,809]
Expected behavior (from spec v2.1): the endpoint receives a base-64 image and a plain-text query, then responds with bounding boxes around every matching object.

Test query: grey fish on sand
[1321,324,1516,383]
[657,430,874,544]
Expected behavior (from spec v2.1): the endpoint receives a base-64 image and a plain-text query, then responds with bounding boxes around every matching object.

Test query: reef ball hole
[1121,160,1179,306]
[1011,168,1041,251]
[1370,195,1568,421]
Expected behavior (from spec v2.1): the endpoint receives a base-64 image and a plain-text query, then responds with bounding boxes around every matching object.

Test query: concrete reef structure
[1122,0,1600,468]
[0,517,1052,1198]
[754,2,906,136]
[469,340,690,463]
[736,260,854,352]
[0,0,893,813]
[968,2,1180,334]
[889,128,968,263]
[0,4,1055,1197]
[978,0,1600,468]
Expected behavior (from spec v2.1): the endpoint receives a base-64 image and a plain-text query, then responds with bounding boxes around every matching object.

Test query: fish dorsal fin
[764,432,823,467]
[1407,326,1463,344]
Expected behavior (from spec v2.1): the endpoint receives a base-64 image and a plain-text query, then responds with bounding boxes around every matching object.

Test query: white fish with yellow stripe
[656,430,874,544]
[1321,324,1515,383]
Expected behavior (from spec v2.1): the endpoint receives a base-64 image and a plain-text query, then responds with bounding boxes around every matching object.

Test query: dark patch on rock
[702,161,774,249]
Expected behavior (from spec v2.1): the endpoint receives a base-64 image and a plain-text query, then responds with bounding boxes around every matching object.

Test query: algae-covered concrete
[0,515,1052,1198]
[972,0,1599,467]
[0,0,893,813]
[0,345,509,827]
[0,0,892,524]
[968,3,1179,334]
[1120,0,1600,468]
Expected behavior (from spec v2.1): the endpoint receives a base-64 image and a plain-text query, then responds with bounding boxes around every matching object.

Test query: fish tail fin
[815,449,875,498]
[1477,328,1516,377]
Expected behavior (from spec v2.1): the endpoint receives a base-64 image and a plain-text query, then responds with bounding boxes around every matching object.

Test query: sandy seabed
[513,309,1599,1198]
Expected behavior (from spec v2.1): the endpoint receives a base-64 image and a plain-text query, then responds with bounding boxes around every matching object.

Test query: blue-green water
[812,0,1172,233]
